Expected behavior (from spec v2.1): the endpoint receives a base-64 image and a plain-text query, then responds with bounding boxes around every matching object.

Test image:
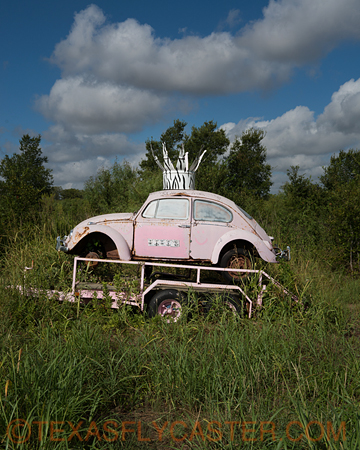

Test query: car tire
[220,248,252,283]
[147,289,186,322]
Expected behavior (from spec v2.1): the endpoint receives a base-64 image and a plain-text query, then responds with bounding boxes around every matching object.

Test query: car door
[133,197,191,259]
[190,199,233,261]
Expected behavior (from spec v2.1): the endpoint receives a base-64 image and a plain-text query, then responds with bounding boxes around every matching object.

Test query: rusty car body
[56,189,289,281]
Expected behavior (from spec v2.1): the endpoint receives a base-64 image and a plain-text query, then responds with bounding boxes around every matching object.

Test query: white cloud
[36,2,360,189]
[225,9,242,28]
[44,124,144,162]
[51,156,110,188]
[238,0,360,63]
[222,78,360,191]
[36,76,168,134]
[46,5,291,94]
[42,125,145,187]
[318,78,360,133]
[45,77,360,190]
[48,1,360,97]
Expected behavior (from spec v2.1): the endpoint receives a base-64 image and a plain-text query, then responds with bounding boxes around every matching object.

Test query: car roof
[147,189,245,214]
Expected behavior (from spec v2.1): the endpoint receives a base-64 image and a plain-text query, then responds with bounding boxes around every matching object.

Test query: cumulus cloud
[42,125,145,187]
[36,2,360,189]
[318,78,360,133]
[43,124,144,162]
[52,157,110,188]
[238,0,360,63]
[49,6,288,95]
[36,76,168,134]
[39,1,360,139]
[222,78,360,190]
[48,1,360,96]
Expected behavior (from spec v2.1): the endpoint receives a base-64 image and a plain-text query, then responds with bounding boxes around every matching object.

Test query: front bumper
[56,236,69,252]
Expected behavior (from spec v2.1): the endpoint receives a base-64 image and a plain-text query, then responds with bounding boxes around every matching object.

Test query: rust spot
[74,226,89,242]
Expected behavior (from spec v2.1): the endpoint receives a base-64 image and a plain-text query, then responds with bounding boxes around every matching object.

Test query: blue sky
[1,0,360,192]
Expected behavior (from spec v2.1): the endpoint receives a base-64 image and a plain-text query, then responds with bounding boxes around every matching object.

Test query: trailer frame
[52,256,297,320]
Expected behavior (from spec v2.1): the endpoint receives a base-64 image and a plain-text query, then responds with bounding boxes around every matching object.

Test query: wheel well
[71,232,117,256]
[218,240,257,263]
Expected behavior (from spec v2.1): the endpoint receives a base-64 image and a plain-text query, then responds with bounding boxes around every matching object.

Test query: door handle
[178,224,190,228]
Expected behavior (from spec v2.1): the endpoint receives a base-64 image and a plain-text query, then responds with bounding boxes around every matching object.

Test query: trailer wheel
[148,289,186,322]
[206,293,246,318]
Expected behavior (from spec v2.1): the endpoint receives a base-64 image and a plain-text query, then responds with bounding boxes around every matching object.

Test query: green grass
[1,278,359,449]
[1,218,360,449]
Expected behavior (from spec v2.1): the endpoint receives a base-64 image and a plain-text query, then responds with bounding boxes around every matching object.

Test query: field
[1,210,360,450]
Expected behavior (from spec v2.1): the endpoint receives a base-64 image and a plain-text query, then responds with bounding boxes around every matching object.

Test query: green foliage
[139,119,230,192]
[52,186,84,200]
[319,150,360,272]
[0,268,359,449]
[140,119,188,173]
[1,131,360,448]
[321,148,360,190]
[183,120,229,191]
[326,177,360,272]
[0,135,53,224]
[279,166,328,250]
[84,159,140,214]
[224,128,272,201]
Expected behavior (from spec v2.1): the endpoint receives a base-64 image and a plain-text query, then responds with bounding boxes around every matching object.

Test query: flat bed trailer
[33,256,297,322]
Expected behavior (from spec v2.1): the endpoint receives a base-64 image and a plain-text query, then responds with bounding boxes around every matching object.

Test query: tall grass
[1,277,359,449]
[0,201,359,449]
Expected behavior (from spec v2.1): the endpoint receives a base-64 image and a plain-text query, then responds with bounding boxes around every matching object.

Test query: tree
[84,160,139,214]
[0,134,53,221]
[52,187,84,200]
[279,166,327,249]
[139,119,188,173]
[326,177,360,272]
[224,129,272,200]
[320,149,360,190]
[139,119,230,192]
[184,121,230,192]
[282,165,320,200]
[319,149,360,272]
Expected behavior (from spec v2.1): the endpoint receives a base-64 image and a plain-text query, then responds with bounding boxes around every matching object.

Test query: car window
[142,199,189,219]
[142,200,157,218]
[194,200,232,223]
[236,204,253,220]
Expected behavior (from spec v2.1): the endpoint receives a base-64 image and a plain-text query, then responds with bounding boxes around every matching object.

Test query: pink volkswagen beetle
[56,188,289,282]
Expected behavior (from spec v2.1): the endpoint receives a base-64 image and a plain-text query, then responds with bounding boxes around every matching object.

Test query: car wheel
[148,289,186,322]
[84,251,101,268]
[81,241,106,268]
[220,248,252,283]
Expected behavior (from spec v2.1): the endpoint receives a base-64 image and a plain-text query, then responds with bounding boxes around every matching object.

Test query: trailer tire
[148,289,186,322]
[206,293,246,318]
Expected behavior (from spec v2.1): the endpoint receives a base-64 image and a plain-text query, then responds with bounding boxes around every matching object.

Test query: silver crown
[151,143,206,190]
